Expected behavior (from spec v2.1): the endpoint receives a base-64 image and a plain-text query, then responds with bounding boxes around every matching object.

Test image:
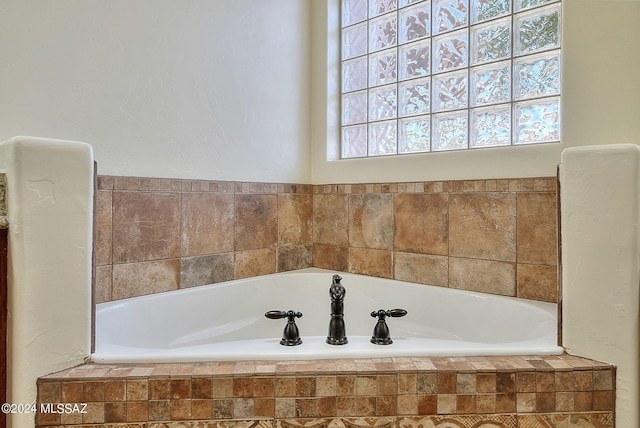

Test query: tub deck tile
[36,355,615,427]
[42,355,612,380]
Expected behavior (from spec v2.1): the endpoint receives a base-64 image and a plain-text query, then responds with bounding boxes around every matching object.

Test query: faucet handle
[370,308,407,345]
[370,309,408,319]
[388,308,408,318]
[265,310,303,346]
[265,310,302,320]
[265,310,288,319]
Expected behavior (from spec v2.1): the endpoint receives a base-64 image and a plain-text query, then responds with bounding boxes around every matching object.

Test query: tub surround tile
[97,176,558,305]
[235,194,278,251]
[277,244,313,272]
[517,264,558,302]
[313,244,349,272]
[449,192,517,262]
[37,355,614,428]
[112,259,180,300]
[98,176,313,302]
[449,257,516,297]
[313,194,349,247]
[393,252,448,287]
[348,248,393,279]
[181,192,235,256]
[95,265,113,303]
[394,193,449,256]
[517,192,558,266]
[96,189,113,265]
[150,379,171,400]
[112,191,181,264]
[349,193,394,250]
[180,253,235,289]
[278,194,313,246]
[211,398,234,419]
[235,248,277,279]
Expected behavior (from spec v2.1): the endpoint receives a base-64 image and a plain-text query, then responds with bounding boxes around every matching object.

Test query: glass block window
[340,0,561,158]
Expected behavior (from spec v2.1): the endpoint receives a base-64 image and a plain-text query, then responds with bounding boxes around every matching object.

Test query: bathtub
[92,268,563,363]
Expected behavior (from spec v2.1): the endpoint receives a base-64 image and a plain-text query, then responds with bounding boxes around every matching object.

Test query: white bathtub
[92,268,563,363]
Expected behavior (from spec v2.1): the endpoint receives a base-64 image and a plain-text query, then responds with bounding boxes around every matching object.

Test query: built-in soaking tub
[92,268,563,363]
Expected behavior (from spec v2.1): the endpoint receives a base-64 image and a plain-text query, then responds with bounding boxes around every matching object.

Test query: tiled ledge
[314,177,557,195]
[36,354,615,427]
[97,176,312,194]
[96,175,556,195]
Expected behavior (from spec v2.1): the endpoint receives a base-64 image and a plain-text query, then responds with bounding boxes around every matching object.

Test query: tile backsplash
[95,176,557,304]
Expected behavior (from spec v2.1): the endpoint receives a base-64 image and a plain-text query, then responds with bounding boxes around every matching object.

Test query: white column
[0,136,93,428]
[560,144,640,427]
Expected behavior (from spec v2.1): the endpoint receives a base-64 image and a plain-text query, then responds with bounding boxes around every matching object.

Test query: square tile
[394,193,449,255]
[449,192,516,261]
[112,191,181,263]
[181,192,235,256]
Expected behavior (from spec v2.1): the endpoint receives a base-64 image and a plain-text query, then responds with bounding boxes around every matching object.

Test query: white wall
[1,1,638,185]
[0,0,311,183]
[311,0,640,183]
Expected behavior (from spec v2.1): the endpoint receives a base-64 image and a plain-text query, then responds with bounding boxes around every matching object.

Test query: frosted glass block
[471,0,510,23]
[514,97,560,144]
[399,116,431,153]
[342,57,368,92]
[399,40,431,80]
[370,13,398,52]
[369,49,398,86]
[343,0,368,27]
[369,121,398,155]
[399,77,430,117]
[470,60,511,106]
[370,0,398,18]
[432,111,468,151]
[433,69,468,112]
[342,125,368,158]
[514,3,560,56]
[471,17,511,65]
[400,0,422,6]
[470,104,511,147]
[514,50,560,100]
[515,0,555,12]
[342,22,368,60]
[433,29,468,73]
[433,0,468,35]
[342,91,368,125]
[399,2,431,44]
[369,84,398,121]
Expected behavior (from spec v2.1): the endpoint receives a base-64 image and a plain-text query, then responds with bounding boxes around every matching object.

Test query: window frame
[339,0,562,160]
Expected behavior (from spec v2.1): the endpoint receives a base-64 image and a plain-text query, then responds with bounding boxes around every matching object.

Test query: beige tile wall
[96,177,313,302]
[313,178,558,302]
[96,176,558,303]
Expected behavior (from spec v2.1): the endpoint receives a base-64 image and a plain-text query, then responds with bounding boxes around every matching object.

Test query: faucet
[265,310,303,346]
[327,274,348,345]
[370,308,407,345]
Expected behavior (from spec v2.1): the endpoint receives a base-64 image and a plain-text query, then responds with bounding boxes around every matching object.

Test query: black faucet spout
[327,274,348,345]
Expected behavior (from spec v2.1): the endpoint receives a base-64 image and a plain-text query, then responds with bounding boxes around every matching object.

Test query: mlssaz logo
[40,403,88,414]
